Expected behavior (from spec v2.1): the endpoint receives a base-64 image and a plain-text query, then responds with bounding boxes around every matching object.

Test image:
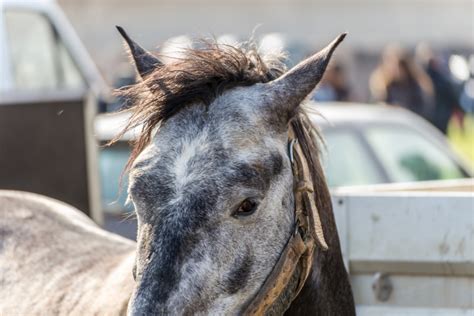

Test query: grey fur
[0,191,135,315]
[127,87,296,314]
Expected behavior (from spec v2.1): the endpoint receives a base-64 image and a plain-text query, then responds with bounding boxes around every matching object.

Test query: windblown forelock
[111,40,288,169]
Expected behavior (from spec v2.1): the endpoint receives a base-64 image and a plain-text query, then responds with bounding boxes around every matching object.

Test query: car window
[364,126,465,182]
[99,144,133,213]
[322,129,385,187]
[4,10,84,91]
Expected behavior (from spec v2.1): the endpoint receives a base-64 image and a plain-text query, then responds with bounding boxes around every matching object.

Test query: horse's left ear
[116,26,163,79]
[267,33,346,116]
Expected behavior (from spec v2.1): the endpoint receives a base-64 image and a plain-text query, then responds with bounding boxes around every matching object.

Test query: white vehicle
[0,0,106,222]
[309,103,473,187]
[0,0,107,95]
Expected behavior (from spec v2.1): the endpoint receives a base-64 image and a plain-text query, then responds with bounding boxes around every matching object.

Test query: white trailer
[331,179,474,315]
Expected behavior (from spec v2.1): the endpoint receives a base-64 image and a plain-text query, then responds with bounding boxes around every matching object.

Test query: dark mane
[112,40,287,167]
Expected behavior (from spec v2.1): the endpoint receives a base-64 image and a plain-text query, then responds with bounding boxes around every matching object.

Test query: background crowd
[314,43,471,136]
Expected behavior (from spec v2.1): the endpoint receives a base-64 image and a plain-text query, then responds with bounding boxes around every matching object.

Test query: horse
[0,28,355,315]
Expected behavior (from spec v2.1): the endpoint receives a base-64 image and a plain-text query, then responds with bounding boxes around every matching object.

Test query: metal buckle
[288,139,297,164]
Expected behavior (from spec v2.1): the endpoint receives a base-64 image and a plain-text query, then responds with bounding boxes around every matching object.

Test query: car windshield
[364,126,465,182]
[321,129,385,187]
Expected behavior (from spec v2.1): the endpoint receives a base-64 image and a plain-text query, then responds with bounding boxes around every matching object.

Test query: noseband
[244,124,328,315]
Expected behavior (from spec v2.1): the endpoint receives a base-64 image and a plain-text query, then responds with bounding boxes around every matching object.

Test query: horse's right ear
[265,33,346,120]
[116,26,162,80]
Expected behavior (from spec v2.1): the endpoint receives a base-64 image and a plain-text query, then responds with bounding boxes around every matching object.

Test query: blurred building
[57,0,473,100]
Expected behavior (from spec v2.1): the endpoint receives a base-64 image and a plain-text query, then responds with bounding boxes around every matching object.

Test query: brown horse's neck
[285,249,355,315]
[285,182,356,315]
[270,198,355,315]
[284,207,356,315]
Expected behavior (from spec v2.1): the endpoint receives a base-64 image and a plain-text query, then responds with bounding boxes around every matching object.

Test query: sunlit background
[1,1,473,312]
[58,0,473,100]
[60,0,474,165]
[1,0,473,231]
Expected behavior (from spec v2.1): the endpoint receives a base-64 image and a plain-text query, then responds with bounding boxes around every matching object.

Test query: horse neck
[285,203,356,315]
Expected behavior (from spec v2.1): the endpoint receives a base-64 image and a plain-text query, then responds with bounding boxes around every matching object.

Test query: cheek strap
[243,125,328,315]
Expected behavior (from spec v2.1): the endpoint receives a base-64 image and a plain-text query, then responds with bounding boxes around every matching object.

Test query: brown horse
[0,29,354,315]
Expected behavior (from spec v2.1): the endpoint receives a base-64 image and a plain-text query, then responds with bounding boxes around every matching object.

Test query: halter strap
[243,125,328,315]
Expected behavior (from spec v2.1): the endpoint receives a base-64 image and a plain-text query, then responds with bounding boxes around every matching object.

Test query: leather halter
[243,125,328,315]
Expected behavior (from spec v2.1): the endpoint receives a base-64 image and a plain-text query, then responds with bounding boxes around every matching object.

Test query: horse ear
[267,33,346,116]
[116,26,163,79]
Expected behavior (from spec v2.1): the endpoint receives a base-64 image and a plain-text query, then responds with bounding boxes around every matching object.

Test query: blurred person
[312,61,352,102]
[416,43,465,134]
[370,45,434,120]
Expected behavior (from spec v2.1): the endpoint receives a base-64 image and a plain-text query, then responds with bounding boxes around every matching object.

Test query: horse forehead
[161,122,258,181]
[158,96,269,157]
[129,88,281,197]
[129,119,241,193]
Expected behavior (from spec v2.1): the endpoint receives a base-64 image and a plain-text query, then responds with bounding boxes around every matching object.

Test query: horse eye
[234,199,258,217]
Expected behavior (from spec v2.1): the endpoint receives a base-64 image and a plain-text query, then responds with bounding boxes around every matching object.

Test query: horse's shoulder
[0,190,135,316]
[0,189,135,252]
[0,189,95,226]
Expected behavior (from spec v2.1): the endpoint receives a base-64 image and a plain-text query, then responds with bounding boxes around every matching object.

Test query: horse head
[116,27,348,315]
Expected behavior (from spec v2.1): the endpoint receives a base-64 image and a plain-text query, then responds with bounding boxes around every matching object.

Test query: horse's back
[0,190,136,316]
